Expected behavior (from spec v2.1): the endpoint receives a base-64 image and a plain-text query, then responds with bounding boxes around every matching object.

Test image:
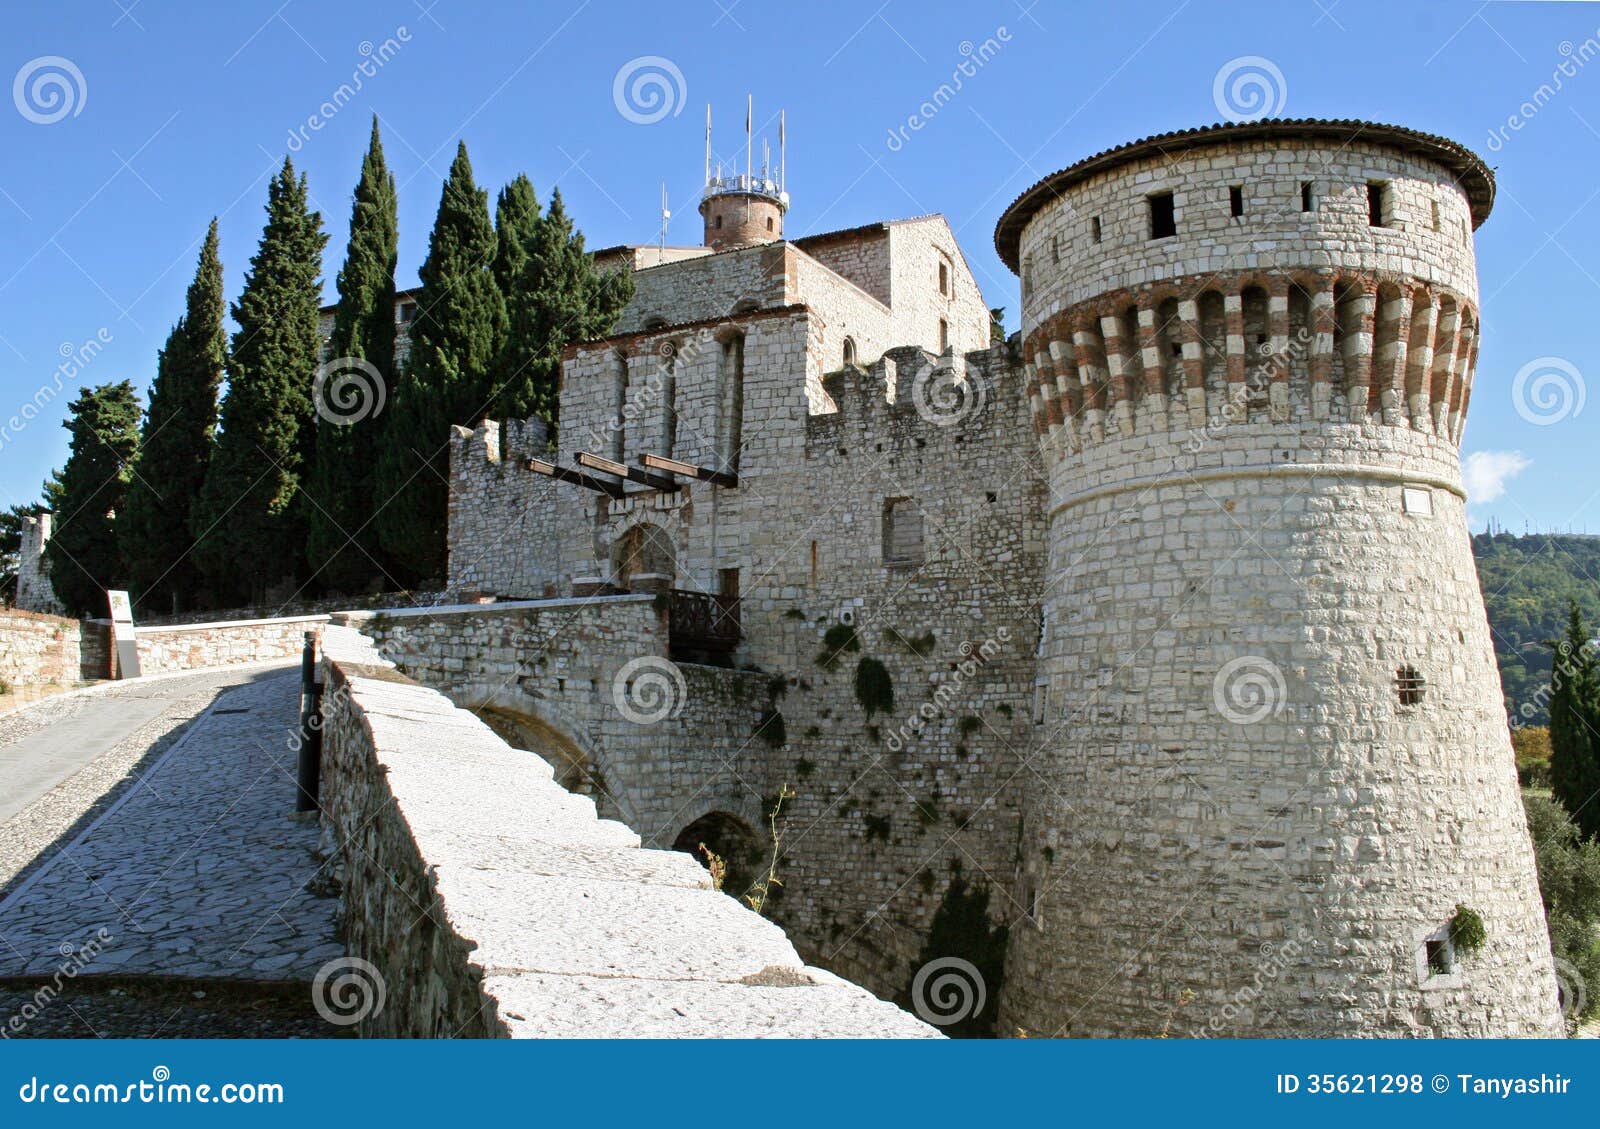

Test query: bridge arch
[673,810,765,897]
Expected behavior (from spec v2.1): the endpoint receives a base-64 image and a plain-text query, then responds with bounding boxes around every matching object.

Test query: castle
[20,116,1564,1036]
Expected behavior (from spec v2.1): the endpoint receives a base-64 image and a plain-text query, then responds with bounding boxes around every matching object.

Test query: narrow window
[399,301,418,323]
[882,497,924,566]
[609,351,629,462]
[1300,181,1314,212]
[938,318,949,353]
[938,261,949,295]
[659,342,677,459]
[1368,181,1388,227]
[842,337,857,367]
[1425,937,1453,976]
[1149,191,1176,239]
[1021,255,1033,304]
[715,214,723,229]
[1229,185,1244,218]
[718,333,744,473]
[1431,198,1441,231]
[1396,665,1426,707]
[1091,215,1102,243]
[765,216,774,232]
[1050,234,1061,264]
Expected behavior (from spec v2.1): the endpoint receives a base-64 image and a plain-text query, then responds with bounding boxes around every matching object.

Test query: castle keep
[306,119,1566,1036]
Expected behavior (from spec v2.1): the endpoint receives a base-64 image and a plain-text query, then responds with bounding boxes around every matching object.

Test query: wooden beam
[640,452,739,489]
[526,457,626,500]
[575,451,679,492]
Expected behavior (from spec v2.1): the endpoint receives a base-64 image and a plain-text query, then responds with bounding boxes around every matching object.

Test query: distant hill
[1473,532,1600,725]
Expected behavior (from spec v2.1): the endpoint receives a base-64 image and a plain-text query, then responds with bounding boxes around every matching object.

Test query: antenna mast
[704,104,711,186]
[659,183,670,248]
[779,108,786,194]
[745,93,753,184]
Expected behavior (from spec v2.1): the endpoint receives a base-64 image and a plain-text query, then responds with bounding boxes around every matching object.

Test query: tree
[192,159,327,604]
[305,118,399,594]
[500,186,631,424]
[375,141,505,582]
[1524,794,1600,1026]
[44,382,141,617]
[120,220,226,614]
[1549,600,1600,839]
[491,173,542,407]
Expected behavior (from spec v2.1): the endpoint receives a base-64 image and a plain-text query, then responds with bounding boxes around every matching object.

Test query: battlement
[807,344,1021,454]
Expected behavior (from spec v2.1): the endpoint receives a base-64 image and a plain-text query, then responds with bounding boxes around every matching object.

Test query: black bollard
[295,631,323,813]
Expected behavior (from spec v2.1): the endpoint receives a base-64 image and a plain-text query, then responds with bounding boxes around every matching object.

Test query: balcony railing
[667,588,740,656]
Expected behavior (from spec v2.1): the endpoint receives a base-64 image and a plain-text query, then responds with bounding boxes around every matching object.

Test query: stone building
[412,119,1560,1037]
[13,513,64,616]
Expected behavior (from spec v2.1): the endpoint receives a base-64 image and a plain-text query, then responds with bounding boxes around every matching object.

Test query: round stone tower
[993,119,1562,1038]
[700,172,786,251]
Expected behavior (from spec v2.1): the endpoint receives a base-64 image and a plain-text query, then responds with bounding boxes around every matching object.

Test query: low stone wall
[131,614,329,676]
[316,624,936,1038]
[0,609,104,686]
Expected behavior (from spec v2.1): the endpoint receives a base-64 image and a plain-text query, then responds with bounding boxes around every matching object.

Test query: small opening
[1229,185,1244,218]
[1170,341,1183,358]
[1300,181,1314,212]
[1148,191,1176,240]
[766,216,774,232]
[985,490,997,504]
[938,261,949,295]
[400,301,418,323]
[714,214,723,229]
[1368,181,1388,227]
[842,337,857,367]
[1431,198,1441,232]
[1396,665,1426,707]
[1021,255,1033,304]
[1425,937,1453,976]
[1091,216,1102,243]
[882,497,924,567]
[938,318,949,353]
[1050,234,1060,264]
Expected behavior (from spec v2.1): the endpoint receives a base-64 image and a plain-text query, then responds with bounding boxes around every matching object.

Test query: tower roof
[992,118,1496,273]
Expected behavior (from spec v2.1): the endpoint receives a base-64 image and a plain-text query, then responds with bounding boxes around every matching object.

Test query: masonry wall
[132,614,329,676]
[316,624,937,1038]
[0,609,101,687]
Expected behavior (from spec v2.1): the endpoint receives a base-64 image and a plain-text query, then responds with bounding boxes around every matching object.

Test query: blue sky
[0,0,1596,534]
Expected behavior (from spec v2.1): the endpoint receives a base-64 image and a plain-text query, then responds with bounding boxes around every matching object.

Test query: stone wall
[132,614,329,676]
[316,623,937,1037]
[0,609,102,687]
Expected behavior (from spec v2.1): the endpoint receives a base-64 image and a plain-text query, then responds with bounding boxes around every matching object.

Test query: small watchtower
[699,98,788,252]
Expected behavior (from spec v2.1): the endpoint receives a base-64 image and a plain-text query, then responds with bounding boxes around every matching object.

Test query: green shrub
[816,623,860,670]
[854,657,894,718]
[1449,905,1487,955]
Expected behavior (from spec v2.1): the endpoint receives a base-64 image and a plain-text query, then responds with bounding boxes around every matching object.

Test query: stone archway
[611,521,676,591]
[673,811,763,897]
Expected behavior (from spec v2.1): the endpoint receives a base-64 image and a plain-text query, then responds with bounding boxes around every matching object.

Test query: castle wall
[886,219,993,358]
[14,514,63,616]
[0,608,102,687]
[1000,133,1560,1038]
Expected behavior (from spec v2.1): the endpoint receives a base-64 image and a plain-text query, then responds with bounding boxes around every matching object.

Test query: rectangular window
[400,301,418,323]
[938,318,949,353]
[1149,191,1176,239]
[938,261,949,295]
[1091,215,1102,243]
[1368,181,1389,227]
[1300,181,1314,212]
[1431,198,1441,231]
[1229,185,1244,218]
[882,497,924,567]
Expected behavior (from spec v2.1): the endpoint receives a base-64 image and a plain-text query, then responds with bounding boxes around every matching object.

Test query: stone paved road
[0,667,346,1036]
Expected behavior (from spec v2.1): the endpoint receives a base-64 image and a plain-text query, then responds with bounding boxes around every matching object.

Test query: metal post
[295,631,323,813]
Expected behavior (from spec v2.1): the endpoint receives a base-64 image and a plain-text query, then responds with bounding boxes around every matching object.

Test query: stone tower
[15,512,64,616]
[993,120,1562,1037]
[699,101,788,251]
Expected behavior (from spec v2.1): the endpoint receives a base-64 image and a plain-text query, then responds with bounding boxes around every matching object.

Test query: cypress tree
[375,141,505,582]
[45,381,141,617]
[492,174,542,409]
[306,118,399,594]
[192,159,327,604]
[1550,600,1600,839]
[502,186,632,423]
[120,220,226,613]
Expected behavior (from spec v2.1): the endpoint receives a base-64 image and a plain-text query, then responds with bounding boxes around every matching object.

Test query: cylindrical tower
[700,173,787,251]
[993,120,1562,1038]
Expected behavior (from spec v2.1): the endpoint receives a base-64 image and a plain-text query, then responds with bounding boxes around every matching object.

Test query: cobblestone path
[0,666,346,1037]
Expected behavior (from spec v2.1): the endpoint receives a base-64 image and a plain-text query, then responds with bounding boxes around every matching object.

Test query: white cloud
[1462,450,1531,505]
